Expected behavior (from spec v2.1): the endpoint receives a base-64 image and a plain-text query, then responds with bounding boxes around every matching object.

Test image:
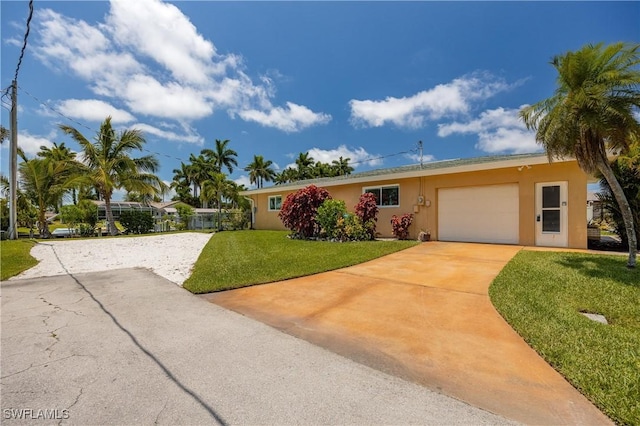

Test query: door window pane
[542,210,560,232]
[542,186,560,208]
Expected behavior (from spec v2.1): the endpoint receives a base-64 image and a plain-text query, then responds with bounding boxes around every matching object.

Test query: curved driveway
[204,242,612,425]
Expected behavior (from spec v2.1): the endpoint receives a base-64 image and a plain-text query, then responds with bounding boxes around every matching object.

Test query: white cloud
[234,175,252,189]
[32,2,330,132]
[239,102,331,133]
[404,153,436,164]
[123,75,213,120]
[349,73,512,129]
[57,99,136,123]
[133,123,204,145]
[107,0,228,85]
[286,145,381,169]
[17,132,54,156]
[437,106,540,154]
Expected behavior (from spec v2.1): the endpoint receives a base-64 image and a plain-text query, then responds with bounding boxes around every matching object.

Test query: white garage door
[438,184,519,244]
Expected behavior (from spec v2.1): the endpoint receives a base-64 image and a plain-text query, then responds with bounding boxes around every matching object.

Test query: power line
[14,0,34,82]
[17,85,187,163]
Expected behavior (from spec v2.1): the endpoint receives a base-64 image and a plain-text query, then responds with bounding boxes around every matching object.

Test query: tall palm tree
[332,156,354,176]
[244,155,276,188]
[37,142,81,206]
[200,171,228,230]
[187,153,210,202]
[60,116,163,236]
[202,139,238,175]
[520,42,640,267]
[18,149,79,237]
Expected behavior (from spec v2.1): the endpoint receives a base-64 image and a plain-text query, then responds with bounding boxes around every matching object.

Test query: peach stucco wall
[247,160,588,248]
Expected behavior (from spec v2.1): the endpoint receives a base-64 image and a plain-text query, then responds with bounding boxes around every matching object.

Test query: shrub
[119,210,154,234]
[175,203,195,230]
[390,213,413,240]
[279,185,331,239]
[335,214,376,241]
[316,199,347,239]
[355,192,379,239]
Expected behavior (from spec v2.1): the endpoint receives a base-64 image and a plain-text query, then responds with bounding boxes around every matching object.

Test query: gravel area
[10,232,214,285]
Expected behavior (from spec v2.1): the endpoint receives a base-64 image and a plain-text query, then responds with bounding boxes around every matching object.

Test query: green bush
[317,199,347,239]
[119,210,154,234]
[175,204,195,230]
[335,214,376,241]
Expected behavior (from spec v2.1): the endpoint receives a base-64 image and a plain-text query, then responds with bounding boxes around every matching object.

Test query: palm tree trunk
[104,196,118,236]
[597,156,637,268]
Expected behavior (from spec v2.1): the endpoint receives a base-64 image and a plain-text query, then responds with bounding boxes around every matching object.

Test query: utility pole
[8,80,18,240]
[418,140,424,169]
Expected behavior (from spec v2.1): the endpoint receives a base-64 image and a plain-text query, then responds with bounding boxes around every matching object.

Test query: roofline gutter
[240,153,566,196]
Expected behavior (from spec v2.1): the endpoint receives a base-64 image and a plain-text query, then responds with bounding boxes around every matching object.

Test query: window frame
[362,184,400,207]
[268,195,282,211]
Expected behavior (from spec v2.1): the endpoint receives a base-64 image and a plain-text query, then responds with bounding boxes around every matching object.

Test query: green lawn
[183,230,419,293]
[489,250,639,425]
[0,239,38,281]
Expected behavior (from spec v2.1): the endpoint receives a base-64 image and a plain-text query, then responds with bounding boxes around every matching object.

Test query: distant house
[587,191,604,223]
[241,152,594,249]
[91,200,220,230]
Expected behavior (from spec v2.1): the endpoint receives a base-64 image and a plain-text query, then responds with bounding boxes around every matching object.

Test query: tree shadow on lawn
[556,253,639,287]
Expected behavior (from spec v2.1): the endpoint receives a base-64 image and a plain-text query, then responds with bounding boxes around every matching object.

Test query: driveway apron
[204,242,612,425]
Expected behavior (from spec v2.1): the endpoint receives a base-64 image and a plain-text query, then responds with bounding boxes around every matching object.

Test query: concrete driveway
[204,242,612,425]
[2,267,514,425]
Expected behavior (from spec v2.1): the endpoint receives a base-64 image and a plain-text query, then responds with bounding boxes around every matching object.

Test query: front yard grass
[489,250,639,425]
[183,230,419,293]
[1,239,37,281]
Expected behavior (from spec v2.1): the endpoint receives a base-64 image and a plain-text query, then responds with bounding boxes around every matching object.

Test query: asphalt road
[1,268,516,425]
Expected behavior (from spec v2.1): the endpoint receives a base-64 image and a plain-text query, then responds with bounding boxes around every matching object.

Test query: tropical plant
[294,152,315,180]
[279,184,331,239]
[355,192,379,239]
[391,213,414,240]
[59,116,163,236]
[335,214,375,242]
[175,203,195,230]
[520,42,640,267]
[18,149,80,237]
[316,199,347,239]
[119,210,154,234]
[597,139,640,249]
[203,139,238,175]
[244,155,276,188]
[37,142,82,207]
[0,125,8,144]
[332,156,354,176]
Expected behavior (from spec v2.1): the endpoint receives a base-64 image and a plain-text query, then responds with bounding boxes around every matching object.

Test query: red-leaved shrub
[354,192,379,239]
[390,213,413,240]
[279,185,331,238]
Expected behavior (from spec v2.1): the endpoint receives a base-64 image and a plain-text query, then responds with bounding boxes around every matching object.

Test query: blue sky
[2,1,638,199]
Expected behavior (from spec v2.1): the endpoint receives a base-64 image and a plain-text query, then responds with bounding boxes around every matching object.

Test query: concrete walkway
[204,242,612,425]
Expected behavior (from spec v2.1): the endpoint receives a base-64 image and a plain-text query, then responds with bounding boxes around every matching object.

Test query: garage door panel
[438,184,519,244]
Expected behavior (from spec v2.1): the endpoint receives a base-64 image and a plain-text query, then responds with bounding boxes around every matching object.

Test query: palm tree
[202,139,238,175]
[332,156,354,176]
[200,171,228,230]
[187,153,210,202]
[295,152,314,180]
[520,42,640,267]
[244,155,276,188]
[18,149,79,237]
[0,125,8,144]
[37,142,81,206]
[60,116,163,236]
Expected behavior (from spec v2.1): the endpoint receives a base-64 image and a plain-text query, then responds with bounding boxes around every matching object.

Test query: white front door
[535,181,568,247]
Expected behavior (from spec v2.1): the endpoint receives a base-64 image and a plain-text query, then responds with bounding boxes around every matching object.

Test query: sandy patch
[10,233,214,285]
